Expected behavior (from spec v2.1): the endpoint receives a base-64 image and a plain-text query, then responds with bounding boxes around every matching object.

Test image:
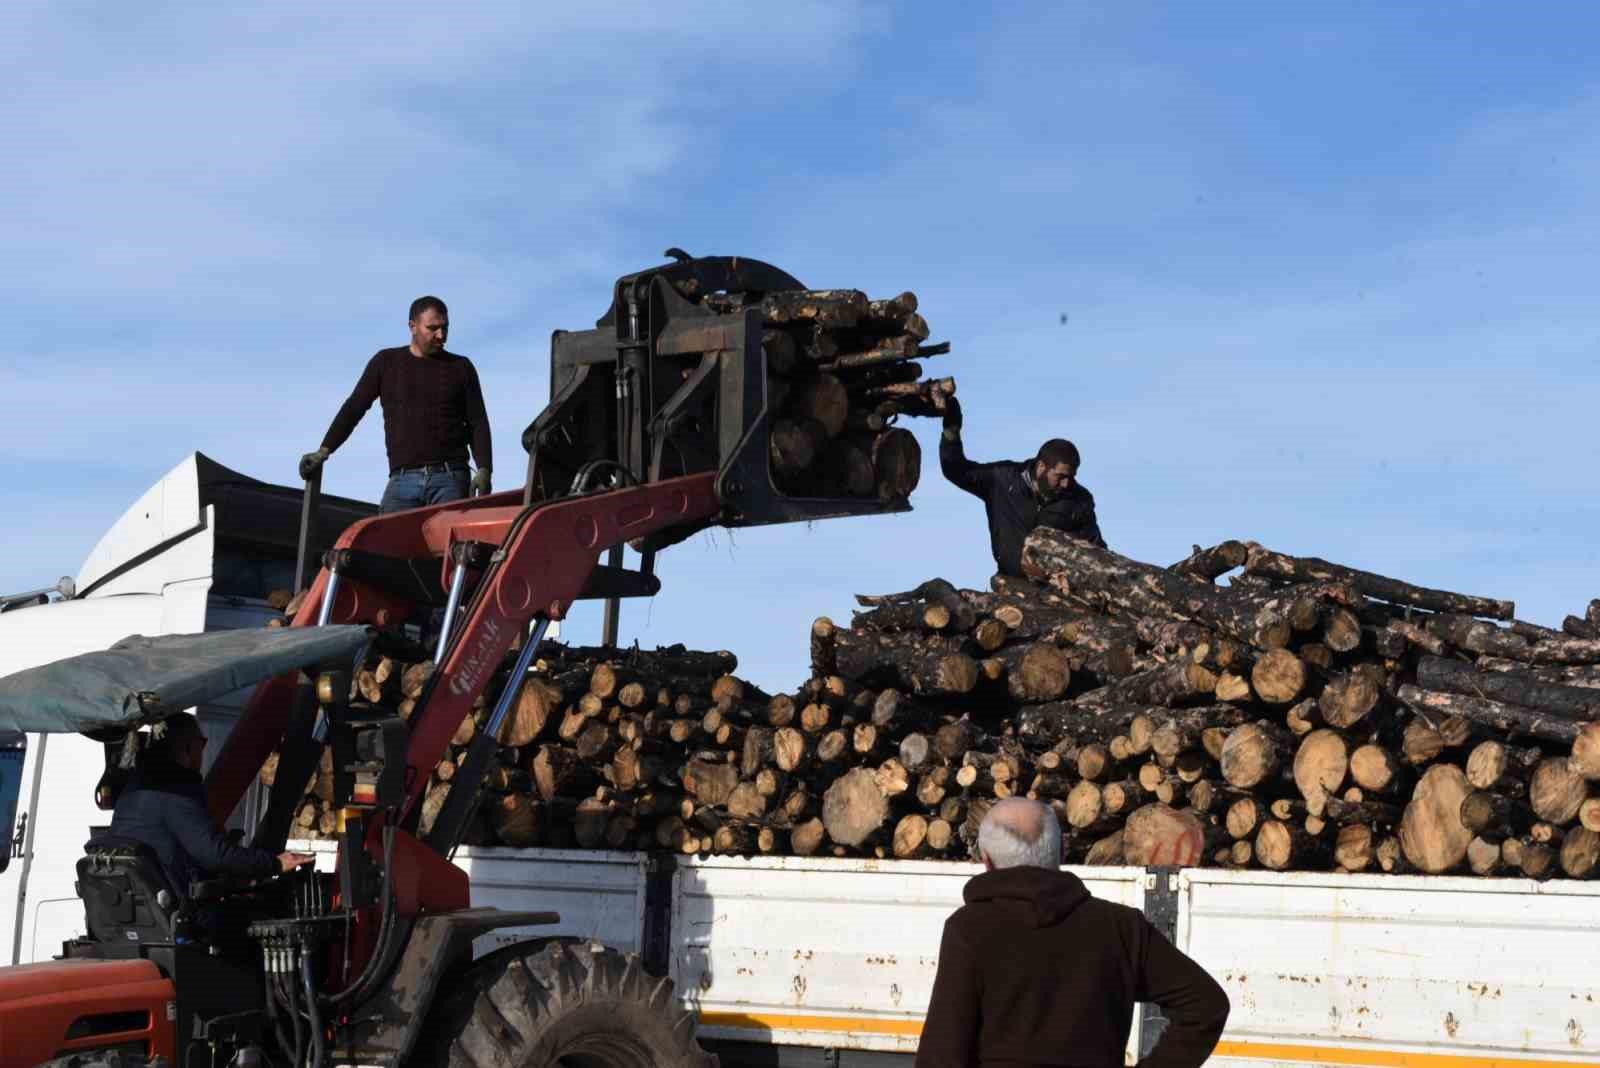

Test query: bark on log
[1417,656,1600,722]
[1396,685,1582,744]
[832,629,980,696]
[1573,723,1600,781]
[1021,532,1361,651]
[1242,544,1513,620]
[1168,541,1248,582]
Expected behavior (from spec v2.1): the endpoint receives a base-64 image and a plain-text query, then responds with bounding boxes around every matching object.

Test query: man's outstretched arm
[938,396,1004,499]
[319,352,384,456]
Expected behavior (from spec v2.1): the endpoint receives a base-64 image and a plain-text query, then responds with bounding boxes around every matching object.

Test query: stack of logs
[266,531,1600,877]
[703,286,951,501]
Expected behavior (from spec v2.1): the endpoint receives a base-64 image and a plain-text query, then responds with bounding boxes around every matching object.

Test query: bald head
[978,798,1061,871]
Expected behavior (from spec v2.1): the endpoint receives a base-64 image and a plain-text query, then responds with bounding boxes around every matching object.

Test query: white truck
[3,455,1598,1068]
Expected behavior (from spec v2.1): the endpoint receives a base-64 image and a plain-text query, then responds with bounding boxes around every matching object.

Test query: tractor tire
[417,938,717,1068]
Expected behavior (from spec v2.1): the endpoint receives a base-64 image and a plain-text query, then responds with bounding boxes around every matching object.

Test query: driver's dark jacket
[940,434,1106,576]
[108,758,277,894]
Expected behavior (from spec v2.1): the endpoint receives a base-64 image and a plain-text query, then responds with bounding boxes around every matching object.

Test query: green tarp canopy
[0,625,372,735]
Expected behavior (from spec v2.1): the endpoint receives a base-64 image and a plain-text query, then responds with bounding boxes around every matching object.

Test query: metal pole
[295,470,323,594]
[434,562,469,664]
[600,546,623,647]
[484,619,551,739]
[315,570,341,628]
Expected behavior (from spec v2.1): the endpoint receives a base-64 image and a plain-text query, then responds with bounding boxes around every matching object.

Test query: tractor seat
[75,835,184,947]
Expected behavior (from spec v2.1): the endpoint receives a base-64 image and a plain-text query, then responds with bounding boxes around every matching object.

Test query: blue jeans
[380,466,470,514]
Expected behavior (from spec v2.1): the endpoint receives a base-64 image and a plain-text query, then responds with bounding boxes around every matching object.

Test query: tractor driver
[939,396,1106,577]
[109,714,312,899]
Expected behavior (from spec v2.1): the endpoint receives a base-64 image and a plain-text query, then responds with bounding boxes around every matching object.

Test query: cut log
[1529,758,1588,825]
[994,642,1073,703]
[1334,824,1376,872]
[1076,662,1219,711]
[1220,721,1295,789]
[491,793,540,847]
[1241,543,1513,620]
[1395,685,1581,745]
[1318,669,1381,730]
[1417,656,1600,722]
[1561,827,1600,878]
[1322,797,1403,828]
[869,428,922,500]
[1123,804,1209,867]
[822,768,890,848]
[1020,532,1361,650]
[1251,650,1307,706]
[1167,541,1248,582]
[531,745,599,802]
[1458,790,1535,841]
[1256,820,1332,871]
[1293,730,1350,812]
[1399,765,1474,874]
[810,618,837,676]
[832,629,979,696]
[1574,723,1600,781]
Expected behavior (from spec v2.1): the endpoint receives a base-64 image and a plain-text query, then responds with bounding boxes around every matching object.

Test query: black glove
[941,395,963,434]
[299,447,330,480]
[470,467,492,496]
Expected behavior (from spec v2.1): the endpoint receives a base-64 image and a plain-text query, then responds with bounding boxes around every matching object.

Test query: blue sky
[5,3,1598,690]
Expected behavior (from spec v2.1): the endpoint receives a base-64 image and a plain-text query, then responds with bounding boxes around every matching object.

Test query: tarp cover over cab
[0,625,372,735]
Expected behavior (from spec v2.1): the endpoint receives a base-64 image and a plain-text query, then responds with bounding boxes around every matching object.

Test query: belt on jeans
[390,461,467,475]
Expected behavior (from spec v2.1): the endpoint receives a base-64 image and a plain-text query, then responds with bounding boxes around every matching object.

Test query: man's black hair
[409,295,448,322]
[1036,438,1081,471]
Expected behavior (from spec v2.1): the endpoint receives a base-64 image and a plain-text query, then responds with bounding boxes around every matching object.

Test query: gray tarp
[0,625,373,735]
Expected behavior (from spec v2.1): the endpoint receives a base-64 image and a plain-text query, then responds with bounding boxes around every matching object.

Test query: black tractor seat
[76,835,187,948]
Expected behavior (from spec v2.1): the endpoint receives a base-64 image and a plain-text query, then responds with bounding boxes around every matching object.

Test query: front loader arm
[396,471,718,824]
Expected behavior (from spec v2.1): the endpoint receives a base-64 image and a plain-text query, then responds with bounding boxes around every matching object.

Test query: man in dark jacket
[915,798,1228,1068]
[939,396,1105,576]
[108,714,311,896]
[301,295,493,512]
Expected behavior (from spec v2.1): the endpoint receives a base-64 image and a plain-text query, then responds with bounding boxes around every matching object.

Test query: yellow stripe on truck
[697,1014,1596,1068]
[1214,1040,1599,1068]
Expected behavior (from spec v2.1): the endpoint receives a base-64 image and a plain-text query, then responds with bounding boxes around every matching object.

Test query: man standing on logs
[939,396,1105,576]
[916,799,1228,1068]
[301,295,493,512]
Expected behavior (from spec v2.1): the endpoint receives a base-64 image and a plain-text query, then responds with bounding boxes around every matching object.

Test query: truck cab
[0,452,376,967]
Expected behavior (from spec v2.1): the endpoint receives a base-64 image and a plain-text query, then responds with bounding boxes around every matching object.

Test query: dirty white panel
[450,846,648,957]
[288,843,649,959]
[671,856,1146,1057]
[1177,869,1600,1066]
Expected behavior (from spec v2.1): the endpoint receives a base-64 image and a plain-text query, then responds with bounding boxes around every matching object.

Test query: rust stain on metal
[1569,1019,1586,1047]
[1444,1011,1459,1038]
[792,974,808,1000]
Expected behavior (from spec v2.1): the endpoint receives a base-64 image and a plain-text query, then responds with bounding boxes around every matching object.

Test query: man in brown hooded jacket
[915,799,1229,1068]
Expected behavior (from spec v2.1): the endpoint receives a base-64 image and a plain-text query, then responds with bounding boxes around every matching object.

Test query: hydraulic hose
[319,823,397,1007]
[285,963,306,1068]
[302,948,327,1068]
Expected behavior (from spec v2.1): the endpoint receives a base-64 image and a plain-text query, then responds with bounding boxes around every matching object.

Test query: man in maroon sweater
[916,799,1229,1068]
[302,296,493,512]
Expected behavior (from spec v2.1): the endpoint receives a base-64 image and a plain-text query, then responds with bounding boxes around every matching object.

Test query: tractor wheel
[419,938,717,1068]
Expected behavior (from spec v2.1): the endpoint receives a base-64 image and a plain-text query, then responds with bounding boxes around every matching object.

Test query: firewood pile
[264,529,1600,877]
[695,286,952,500]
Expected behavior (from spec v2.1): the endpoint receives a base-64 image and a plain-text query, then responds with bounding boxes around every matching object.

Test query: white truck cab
[0,452,376,966]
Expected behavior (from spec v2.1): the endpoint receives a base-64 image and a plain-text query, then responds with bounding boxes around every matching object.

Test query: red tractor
[0,254,912,1068]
